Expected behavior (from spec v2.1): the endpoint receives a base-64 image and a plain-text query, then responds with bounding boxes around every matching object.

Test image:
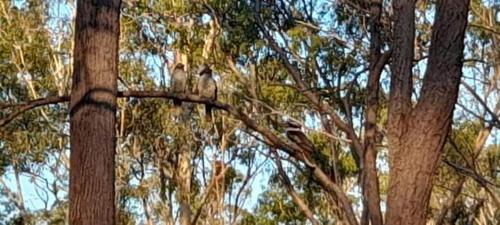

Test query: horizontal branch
[469,23,500,36]
[1,96,70,127]
[119,90,231,109]
[0,91,237,127]
[0,90,286,156]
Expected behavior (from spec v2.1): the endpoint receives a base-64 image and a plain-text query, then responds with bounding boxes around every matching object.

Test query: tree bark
[69,1,121,225]
[177,143,192,225]
[386,1,470,225]
[361,1,385,225]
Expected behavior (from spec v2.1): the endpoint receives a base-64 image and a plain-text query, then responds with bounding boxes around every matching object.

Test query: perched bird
[196,65,217,122]
[171,63,187,107]
[285,120,314,156]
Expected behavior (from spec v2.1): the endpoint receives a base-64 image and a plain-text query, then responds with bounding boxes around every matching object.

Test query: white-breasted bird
[285,120,314,156]
[171,63,187,107]
[196,65,217,122]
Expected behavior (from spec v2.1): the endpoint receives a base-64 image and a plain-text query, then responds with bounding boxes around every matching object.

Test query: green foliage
[247,187,309,224]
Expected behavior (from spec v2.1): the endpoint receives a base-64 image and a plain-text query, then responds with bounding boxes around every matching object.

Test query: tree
[386,1,470,224]
[69,0,121,224]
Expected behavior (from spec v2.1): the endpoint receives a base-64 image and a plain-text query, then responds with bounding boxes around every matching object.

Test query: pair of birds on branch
[170,63,217,122]
[171,63,314,162]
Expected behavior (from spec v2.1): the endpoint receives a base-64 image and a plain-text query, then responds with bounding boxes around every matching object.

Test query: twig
[1,96,70,127]
[461,81,500,128]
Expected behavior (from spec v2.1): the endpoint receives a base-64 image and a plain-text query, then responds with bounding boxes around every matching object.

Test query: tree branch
[443,159,500,208]
[387,0,415,138]
[273,151,321,225]
[1,96,70,127]
[361,0,388,224]
[461,82,500,128]
[254,0,364,167]
[443,159,498,188]
[0,91,232,127]
[1,89,359,225]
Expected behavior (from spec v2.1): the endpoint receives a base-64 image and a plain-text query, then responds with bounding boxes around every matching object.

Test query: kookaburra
[196,65,217,122]
[285,120,314,156]
[171,63,187,107]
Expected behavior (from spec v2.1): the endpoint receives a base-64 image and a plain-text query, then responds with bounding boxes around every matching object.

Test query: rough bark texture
[69,1,121,225]
[387,0,416,143]
[361,1,385,225]
[386,1,470,225]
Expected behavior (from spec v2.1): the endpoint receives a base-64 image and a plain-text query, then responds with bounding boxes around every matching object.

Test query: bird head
[198,64,212,76]
[174,63,184,70]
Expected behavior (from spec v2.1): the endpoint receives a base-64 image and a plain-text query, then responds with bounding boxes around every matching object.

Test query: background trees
[0,0,499,225]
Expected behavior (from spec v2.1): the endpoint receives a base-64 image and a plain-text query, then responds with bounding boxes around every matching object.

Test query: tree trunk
[69,1,121,225]
[386,1,470,225]
[177,143,192,225]
[361,1,385,225]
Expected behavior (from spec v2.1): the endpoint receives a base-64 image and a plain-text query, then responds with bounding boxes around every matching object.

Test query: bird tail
[205,105,212,122]
[173,99,182,107]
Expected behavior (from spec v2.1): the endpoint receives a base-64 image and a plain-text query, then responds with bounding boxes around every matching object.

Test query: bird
[196,65,217,122]
[171,63,187,107]
[285,120,314,157]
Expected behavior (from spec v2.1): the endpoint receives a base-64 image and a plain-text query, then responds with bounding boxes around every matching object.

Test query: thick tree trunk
[69,1,121,225]
[386,1,470,225]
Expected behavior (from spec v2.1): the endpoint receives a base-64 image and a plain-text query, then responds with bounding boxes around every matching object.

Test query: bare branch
[437,124,497,224]
[254,0,364,167]
[273,151,321,225]
[443,159,500,208]
[461,82,500,128]
[469,23,500,36]
[0,96,70,127]
[443,159,498,188]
